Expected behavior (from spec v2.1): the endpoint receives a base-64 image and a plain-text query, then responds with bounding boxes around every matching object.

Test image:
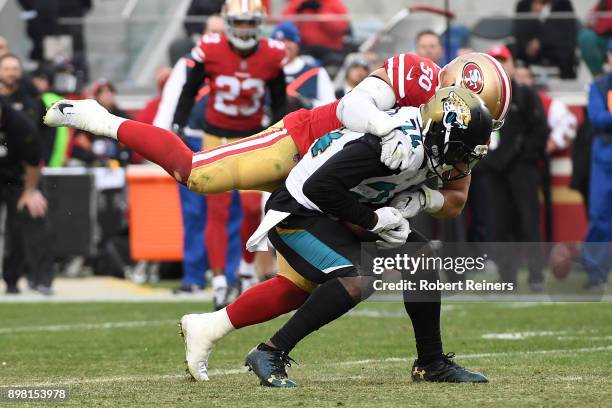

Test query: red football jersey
[383,53,440,108]
[191,33,286,132]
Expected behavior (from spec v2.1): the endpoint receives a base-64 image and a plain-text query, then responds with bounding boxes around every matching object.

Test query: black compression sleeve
[302,137,393,230]
[268,69,288,123]
[172,62,205,128]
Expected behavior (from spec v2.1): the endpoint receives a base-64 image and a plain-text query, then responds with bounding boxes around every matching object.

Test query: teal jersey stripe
[278,229,353,273]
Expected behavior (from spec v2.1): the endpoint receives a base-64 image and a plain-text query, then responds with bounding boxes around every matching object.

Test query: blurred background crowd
[0,0,610,299]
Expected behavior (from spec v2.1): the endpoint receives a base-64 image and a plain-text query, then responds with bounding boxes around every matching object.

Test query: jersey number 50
[418,62,434,92]
[214,75,265,116]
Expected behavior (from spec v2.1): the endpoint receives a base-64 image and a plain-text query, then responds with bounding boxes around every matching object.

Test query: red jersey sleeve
[382,53,440,107]
[190,33,224,64]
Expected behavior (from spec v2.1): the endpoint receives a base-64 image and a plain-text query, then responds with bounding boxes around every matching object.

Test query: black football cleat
[411,352,488,383]
[245,343,297,388]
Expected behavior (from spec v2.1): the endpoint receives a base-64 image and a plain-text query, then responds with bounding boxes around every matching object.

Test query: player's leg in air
[44,100,301,193]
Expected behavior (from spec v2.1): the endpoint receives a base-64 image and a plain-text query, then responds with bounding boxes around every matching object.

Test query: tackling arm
[336,70,400,136]
[433,174,470,219]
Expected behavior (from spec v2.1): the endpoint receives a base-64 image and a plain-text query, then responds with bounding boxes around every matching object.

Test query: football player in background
[237,87,493,387]
[172,0,288,308]
[152,15,238,295]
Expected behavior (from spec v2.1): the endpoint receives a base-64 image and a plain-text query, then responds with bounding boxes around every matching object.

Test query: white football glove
[377,218,411,250]
[370,207,404,233]
[390,186,445,218]
[380,129,425,171]
[370,207,410,249]
[390,190,425,219]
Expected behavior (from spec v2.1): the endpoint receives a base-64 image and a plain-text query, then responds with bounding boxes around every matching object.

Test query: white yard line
[481,331,566,340]
[7,345,612,388]
[0,320,177,334]
[0,309,420,334]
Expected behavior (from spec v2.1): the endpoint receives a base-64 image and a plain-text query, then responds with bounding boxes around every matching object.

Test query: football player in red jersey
[170,0,287,308]
[44,52,511,381]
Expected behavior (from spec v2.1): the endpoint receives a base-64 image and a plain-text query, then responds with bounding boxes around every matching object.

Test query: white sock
[205,308,236,340]
[105,113,126,139]
[212,275,228,305]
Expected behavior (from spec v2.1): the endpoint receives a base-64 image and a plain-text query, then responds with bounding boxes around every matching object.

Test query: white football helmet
[222,0,265,51]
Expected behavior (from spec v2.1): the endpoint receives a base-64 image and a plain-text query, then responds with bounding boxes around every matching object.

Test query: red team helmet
[439,52,512,131]
[222,0,266,51]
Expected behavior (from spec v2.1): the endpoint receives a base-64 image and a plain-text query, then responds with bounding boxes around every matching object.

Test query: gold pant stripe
[187,121,300,194]
[276,252,317,294]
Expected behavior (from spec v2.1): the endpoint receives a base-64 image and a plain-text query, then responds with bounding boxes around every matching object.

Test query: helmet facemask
[225,14,263,51]
[422,89,491,183]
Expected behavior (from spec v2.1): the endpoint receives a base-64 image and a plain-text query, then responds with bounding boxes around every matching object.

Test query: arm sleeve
[172,60,205,128]
[302,139,391,229]
[336,75,398,135]
[268,69,288,123]
[153,58,188,130]
[587,82,612,129]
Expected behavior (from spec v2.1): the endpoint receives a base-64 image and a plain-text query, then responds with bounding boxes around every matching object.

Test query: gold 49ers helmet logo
[462,62,484,94]
[442,91,471,130]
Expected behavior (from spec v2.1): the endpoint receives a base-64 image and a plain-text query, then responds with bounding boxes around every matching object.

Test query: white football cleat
[43,99,125,138]
[179,311,234,381]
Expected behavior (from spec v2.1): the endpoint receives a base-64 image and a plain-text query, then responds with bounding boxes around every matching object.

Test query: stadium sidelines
[6,345,612,388]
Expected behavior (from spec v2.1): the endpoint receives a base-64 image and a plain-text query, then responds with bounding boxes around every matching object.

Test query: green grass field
[1,301,611,407]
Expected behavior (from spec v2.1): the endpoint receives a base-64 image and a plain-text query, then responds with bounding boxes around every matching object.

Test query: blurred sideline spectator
[56,0,92,84]
[570,107,595,214]
[282,0,349,68]
[31,66,70,167]
[0,55,41,125]
[482,45,548,290]
[582,40,612,290]
[272,21,335,109]
[579,0,612,77]
[17,0,59,64]
[415,30,443,65]
[514,64,577,241]
[0,97,53,295]
[17,0,92,85]
[71,79,130,166]
[135,67,171,126]
[514,65,577,153]
[156,18,241,295]
[513,0,577,78]
[184,0,225,38]
[440,26,472,65]
[335,55,369,99]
